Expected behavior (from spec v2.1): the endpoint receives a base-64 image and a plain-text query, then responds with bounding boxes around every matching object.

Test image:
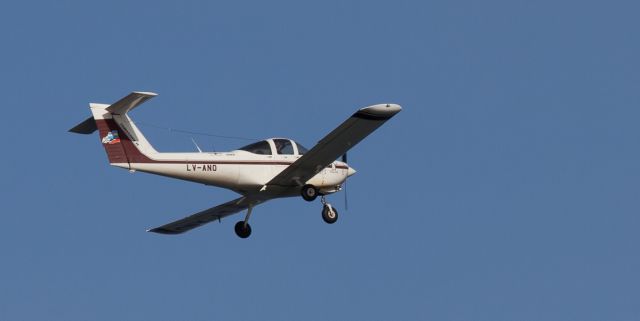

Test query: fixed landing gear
[302,186,340,224]
[301,184,318,202]
[234,205,254,238]
[234,221,251,238]
[320,195,338,224]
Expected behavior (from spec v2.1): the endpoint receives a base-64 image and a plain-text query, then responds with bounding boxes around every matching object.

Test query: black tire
[322,205,338,224]
[301,184,318,202]
[234,221,252,238]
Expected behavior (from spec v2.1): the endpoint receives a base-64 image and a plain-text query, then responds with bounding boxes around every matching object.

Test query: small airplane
[70,92,402,238]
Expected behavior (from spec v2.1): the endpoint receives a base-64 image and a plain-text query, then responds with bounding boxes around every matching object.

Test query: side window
[274,139,294,155]
[238,141,273,155]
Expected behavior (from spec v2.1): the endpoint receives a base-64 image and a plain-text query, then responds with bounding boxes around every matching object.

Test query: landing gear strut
[234,205,253,238]
[300,186,339,224]
[320,195,338,224]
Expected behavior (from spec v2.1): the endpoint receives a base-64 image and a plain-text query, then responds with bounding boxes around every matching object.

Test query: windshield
[238,140,272,155]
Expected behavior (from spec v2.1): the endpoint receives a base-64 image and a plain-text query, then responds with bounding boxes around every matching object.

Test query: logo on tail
[102,130,121,144]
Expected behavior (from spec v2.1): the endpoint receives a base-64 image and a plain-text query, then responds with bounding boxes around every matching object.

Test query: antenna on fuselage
[191,137,203,153]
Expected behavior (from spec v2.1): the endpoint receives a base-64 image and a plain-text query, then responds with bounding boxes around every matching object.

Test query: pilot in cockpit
[274,140,285,154]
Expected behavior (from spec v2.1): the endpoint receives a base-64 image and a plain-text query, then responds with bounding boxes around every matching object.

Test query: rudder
[93,104,130,167]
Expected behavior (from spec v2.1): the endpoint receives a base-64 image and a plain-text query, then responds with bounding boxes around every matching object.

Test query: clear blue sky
[1,1,639,320]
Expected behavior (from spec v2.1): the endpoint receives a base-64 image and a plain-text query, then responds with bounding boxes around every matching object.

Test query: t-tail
[69,92,160,169]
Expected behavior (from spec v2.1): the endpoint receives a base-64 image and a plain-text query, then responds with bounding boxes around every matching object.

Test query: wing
[148,196,266,235]
[267,103,402,187]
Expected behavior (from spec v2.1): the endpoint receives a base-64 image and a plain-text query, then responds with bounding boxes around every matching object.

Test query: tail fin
[69,92,159,168]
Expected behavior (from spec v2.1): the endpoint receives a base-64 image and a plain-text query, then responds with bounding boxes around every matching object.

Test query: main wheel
[322,205,338,224]
[234,221,252,238]
[301,184,318,202]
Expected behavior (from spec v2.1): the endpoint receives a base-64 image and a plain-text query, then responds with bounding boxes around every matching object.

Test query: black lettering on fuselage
[186,164,217,172]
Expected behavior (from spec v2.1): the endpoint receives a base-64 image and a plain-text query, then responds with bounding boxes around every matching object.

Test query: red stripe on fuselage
[95,119,349,168]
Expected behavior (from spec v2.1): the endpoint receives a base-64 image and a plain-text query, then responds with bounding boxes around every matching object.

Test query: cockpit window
[295,142,309,155]
[238,140,272,155]
[273,139,294,155]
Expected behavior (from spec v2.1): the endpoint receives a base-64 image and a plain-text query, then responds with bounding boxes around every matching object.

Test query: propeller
[342,153,349,210]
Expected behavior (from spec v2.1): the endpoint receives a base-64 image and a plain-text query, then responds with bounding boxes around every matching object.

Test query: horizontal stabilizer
[106,91,157,115]
[69,116,97,134]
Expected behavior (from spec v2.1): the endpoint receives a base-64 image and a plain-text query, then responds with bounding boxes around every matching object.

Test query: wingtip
[147,227,180,235]
[360,103,402,113]
[354,103,402,120]
[133,91,158,96]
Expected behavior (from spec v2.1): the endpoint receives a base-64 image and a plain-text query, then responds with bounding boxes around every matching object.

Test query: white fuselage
[89,102,356,199]
[114,149,352,197]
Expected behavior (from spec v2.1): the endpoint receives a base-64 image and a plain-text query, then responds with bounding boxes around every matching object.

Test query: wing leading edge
[267,103,402,187]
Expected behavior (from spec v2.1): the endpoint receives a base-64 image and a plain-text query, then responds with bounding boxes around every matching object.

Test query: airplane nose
[347,166,357,177]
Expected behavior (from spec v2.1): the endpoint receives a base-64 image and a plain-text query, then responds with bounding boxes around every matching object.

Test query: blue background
[1,1,639,320]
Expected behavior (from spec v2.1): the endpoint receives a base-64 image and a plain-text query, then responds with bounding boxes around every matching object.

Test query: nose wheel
[320,196,338,224]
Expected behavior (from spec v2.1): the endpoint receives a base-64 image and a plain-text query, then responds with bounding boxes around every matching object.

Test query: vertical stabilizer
[69,92,160,168]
